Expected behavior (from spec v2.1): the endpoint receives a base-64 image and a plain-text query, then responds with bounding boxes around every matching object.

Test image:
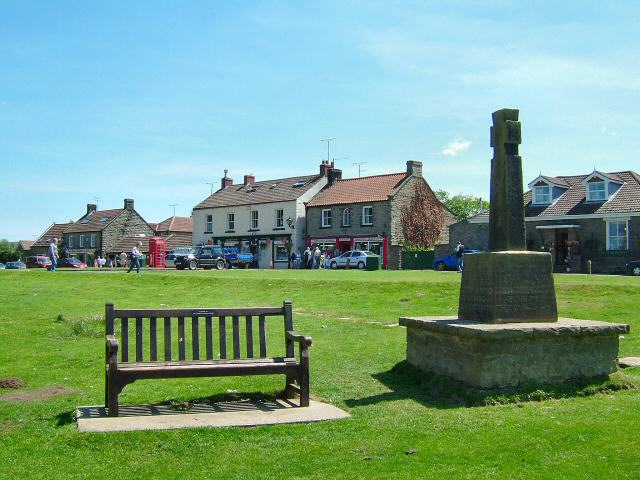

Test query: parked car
[223,246,254,269]
[165,247,191,268]
[58,257,87,269]
[626,260,640,276]
[329,250,376,270]
[0,262,5,269]
[433,249,479,271]
[175,245,226,270]
[5,261,26,269]
[26,255,52,269]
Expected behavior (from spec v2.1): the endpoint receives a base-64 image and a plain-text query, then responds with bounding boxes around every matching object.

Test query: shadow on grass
[55,410,76,426]
[345,361,638,409]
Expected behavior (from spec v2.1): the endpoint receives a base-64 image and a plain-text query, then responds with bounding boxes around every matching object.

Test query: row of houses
[24,160,640,273]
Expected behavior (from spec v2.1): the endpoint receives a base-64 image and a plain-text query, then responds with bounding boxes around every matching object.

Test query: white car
[165,247,191,268]
[329,250,375,270]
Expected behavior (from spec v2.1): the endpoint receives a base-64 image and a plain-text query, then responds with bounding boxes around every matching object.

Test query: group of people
[289,246,337,269]
[47,238,144,274]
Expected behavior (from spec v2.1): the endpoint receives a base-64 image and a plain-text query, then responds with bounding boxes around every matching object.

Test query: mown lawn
[0,269,639,479]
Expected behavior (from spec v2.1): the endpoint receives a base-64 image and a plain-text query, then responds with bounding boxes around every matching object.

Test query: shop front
[210,234,292,269]
[308,235,388,268]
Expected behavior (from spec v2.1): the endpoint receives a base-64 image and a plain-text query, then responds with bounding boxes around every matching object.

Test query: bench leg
[299,367,310,407]
[284,374,296,399]
[107,376,124,417]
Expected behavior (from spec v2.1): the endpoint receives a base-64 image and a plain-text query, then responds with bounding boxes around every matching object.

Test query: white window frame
[90,233,96,248]
[205,214,213,232]
[362,206,373,225]
[321,209,332,227]
[251,210,259,230]
[68,235,73,248]
[606,219,629,251]
[227,213,235,231]
[533,185,551,205]
[587,181,606,202]
[79,234,85,248]
[342,208,351,227]
[275,209,284,228]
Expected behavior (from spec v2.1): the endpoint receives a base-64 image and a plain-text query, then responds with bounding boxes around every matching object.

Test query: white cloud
[442,138,472,157]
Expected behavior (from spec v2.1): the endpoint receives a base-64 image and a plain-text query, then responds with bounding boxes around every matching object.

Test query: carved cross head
[490,108,521,156]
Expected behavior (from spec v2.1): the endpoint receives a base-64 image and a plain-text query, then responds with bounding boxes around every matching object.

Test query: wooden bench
[105,301,312,417]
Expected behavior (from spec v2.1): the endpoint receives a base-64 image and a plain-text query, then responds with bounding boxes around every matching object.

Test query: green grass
[0,269,639,479]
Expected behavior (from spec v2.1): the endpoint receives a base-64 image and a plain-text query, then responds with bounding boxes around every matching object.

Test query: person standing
[455,240,465,272]
[313,246,321,269]
[303,247,311,270]
[119,251,127,269]
[48,238,59,272]
[127,241,143,274]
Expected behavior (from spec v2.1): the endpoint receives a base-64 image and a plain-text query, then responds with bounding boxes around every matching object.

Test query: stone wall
[306,201,390,240]
[103,210,154,254]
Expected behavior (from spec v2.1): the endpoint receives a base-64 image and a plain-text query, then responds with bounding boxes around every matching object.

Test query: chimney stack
[244,174,255,186]
[406,160,423,177]
[320,160,332,177]
[328,168,342,186]
[124,198,134,210]
[87,204,97,215]
[221,169,233,190]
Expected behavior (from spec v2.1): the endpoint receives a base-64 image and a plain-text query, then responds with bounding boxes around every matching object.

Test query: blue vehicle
[433,249,479,271]
[223,247,254,269]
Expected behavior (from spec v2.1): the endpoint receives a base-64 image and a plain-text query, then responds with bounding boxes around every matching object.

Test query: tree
[401,181,444,249]
[0,239,19,263]
[435,190,489,221]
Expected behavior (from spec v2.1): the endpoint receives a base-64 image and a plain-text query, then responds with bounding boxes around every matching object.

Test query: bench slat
[178,316,186,361]
[219,316,227,359]
[114,307,284,318]
[121,318,129,362]
[259,315,267,358]
[150,317,157,361]
[205,315,213,360]
[192,316,200,360]
[232,315,240,359]
[164,317,172,361]
[119,357,296,368]
[135,317,143,362]
[246,316,254,358]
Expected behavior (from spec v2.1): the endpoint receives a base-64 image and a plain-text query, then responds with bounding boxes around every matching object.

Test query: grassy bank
[1,269,639,479]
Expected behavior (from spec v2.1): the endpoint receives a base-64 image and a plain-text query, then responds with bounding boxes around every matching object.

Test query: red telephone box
[148,237,166,268]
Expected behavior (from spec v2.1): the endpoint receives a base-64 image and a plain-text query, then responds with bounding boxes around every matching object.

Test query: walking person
[303,247,311,270]
[455,240,465,272]
[127,241,143,274]
[48,238,59,272]
[313,246,321,269]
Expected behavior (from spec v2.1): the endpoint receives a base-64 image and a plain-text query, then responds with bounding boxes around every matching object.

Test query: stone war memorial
[399,108,630,388]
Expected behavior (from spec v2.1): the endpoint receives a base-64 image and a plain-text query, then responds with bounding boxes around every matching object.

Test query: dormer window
[587,180,606,202]
[533,184,551,205]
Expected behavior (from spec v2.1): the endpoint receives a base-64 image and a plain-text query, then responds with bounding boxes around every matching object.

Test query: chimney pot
[221,170,233,190]
[124,198,134,210]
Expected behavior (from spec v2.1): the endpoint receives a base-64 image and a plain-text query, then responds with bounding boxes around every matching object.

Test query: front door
[555,230,569,266]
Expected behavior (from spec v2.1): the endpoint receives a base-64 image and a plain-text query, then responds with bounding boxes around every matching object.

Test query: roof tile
[307,173,407,207]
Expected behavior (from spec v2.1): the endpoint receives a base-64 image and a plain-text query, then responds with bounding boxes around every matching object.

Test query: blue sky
[2,1,639,240]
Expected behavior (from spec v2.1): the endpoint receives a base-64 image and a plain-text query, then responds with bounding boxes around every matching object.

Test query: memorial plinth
[399,316,628,388]
[401,108,629,388]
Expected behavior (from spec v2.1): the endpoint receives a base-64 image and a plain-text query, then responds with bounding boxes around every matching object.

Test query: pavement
[619,357,640,368]
[77,399,350,433]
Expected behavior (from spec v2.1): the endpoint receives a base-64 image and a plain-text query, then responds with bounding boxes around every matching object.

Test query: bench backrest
[106,301,294,363]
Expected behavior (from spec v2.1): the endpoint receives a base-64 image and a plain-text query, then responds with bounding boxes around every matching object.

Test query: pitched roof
[306,173,408,207]
[155,216,193,233]
[32,223,74,248]
[539,175,570,187]
[108,236,150,254]
[64,209,124,233]
[193,175,323,210]
[17,240,34,251]
[470,170,640,221]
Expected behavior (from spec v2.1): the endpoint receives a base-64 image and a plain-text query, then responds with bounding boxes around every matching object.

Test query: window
[205,215,213,233]
[68,235,73,248]
[227,213,235,231]
[90,234,96,248]
[362,206,373,225]
[607,220,628,251]
[79,234,85,247]
[321,209,332,227]
[533,185,551,204]
[588,181,606,202]
[276,209,284,228]
[250,210,259,230]
[342,208,351,227]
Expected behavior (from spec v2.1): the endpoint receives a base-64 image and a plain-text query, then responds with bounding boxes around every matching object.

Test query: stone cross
[488,108,526,251]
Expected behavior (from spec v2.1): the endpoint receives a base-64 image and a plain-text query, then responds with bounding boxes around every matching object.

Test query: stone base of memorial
[459,251,558,324]
[398,316,629,388]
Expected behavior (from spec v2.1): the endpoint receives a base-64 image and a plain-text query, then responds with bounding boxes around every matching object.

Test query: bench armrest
[106,335,119,354]
[286,330,312,347]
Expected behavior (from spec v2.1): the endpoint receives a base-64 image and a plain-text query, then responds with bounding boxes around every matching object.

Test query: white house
[192,163,332,268]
